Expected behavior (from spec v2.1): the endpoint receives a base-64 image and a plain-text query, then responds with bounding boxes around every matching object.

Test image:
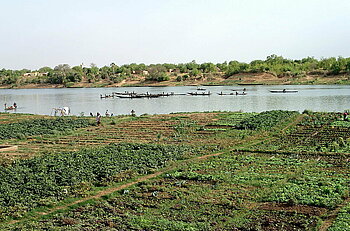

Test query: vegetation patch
[0,117,91,140]
[0,143,201,220]
[1,111,350,229]
[235,110,299,130]
[329,203,350,230]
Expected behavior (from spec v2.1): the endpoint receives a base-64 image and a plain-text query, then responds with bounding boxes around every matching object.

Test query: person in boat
[283,89,286,93]
[96,112,102,125]
[13,102,17,109]
[4,103,15,110]
[235,91,238,95]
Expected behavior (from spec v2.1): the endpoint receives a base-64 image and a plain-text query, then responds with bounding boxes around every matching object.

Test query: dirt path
[319,197,350,231]
[7,150,226,225]
[5,114,303,226]
[281,114,305,133]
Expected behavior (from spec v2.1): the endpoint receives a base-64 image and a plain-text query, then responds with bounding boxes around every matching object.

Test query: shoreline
[1,72,349,89]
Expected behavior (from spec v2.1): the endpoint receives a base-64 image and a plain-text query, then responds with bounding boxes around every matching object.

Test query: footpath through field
[3,114,307,225]
[4,113,349,230]
[7,149,227,225]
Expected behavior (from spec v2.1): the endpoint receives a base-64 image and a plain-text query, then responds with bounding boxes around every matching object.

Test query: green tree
[147,64,169,81]
[38,66,53,73]
[189,68,201,77]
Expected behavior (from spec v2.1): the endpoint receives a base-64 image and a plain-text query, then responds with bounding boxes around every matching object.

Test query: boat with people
[269,89,298,93]
[231,88,247,92]
[115,92,175,99]
[218,92,247,96]
[4,103,17,110]
[188,92,211,96]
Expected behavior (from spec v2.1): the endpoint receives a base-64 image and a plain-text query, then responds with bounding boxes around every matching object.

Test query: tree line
[1,55,350,86]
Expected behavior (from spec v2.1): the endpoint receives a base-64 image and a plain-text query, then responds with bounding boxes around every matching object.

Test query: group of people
[91,109,136,125]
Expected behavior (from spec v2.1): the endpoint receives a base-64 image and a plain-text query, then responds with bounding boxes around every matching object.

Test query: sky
[0,0,349,70]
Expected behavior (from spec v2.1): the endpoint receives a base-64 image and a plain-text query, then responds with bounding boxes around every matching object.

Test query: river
[0,85,349,116]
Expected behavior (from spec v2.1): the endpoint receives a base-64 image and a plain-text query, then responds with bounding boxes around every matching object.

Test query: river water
[0,85,349,116]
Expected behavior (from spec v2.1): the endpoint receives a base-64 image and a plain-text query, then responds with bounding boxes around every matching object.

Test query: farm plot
[14,113,229,157]
[0,143,205,221]
[0,113,49,124]
[0,113,224,163]
[3,111,350,230]
[0,116,94,163]
[254,112,350,153]
[8,151,350,230]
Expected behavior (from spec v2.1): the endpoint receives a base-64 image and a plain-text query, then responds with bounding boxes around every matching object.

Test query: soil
[258,202,327,216]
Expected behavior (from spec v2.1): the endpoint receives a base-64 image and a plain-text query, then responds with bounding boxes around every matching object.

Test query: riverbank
[1,72,349,89]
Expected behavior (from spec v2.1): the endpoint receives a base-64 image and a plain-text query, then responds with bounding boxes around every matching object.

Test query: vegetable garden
[0,110,350,230]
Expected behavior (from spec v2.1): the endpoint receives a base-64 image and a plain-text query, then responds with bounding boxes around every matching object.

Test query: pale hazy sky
[0,0,349,70]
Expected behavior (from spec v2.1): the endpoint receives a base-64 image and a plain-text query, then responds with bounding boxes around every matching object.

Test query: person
[13,102,17,108]
[131,109,136,117]
[283,89,286,93]
[90,112,94,117]
[344,111,349,121]
[96,112,101,125]
[105,110,110,117]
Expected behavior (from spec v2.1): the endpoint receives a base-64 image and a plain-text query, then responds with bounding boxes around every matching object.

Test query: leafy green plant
[0,143,200,220]
[235,110,299,130]
[0,117,91,140]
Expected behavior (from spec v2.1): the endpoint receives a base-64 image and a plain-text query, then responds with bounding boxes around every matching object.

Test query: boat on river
[5,106,16,110]
[188,92,211,96]
[116,92,175,99]
[218,92,247,96]
[4,103,17,110]
[270,90,298,93]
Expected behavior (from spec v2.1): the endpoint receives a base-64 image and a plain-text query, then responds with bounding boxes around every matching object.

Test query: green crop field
[0,111,350,230]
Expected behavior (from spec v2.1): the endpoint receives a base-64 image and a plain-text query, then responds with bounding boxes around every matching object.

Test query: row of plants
[261,112,350,153]
[299,111,340,127]
[329,203,350,230]
[209,112,257,127]
[0,117,91,140]
[7,151,338,230]
[332,120,350,128]
[0,143,202,220]
[235,110,299,130]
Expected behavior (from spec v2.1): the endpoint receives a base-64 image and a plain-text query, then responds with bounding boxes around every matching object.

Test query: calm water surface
[0,85,349,116]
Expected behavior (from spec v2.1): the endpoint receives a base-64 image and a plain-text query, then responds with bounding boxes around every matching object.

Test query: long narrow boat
[187,92,211,96]
[269,90,298,93]
[5,106,16,110]
[217,92,247,96]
